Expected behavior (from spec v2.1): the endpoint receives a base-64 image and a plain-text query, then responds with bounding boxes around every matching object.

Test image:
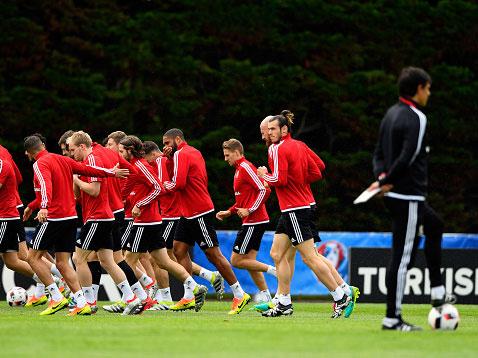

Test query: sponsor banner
[350,248,478,304]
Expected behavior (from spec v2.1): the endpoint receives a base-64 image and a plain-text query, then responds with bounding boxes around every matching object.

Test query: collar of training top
[234,156,246,168]
[177,141,187,150]
[35,149,49,160]
[399,97,418,108]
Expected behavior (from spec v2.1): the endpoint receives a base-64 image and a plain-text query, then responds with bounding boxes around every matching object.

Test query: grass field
[1,301,476,357]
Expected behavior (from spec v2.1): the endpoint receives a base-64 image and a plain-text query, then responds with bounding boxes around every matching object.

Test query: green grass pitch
[1,301,476,357]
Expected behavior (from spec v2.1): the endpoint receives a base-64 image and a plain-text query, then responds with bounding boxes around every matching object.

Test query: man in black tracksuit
[369,67,455,331]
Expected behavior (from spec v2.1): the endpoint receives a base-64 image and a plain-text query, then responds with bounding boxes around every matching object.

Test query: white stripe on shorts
[198,217,213,248]
[33,222,49,250]
[240,226,254,254]
[82,223,98,250]
[289,212,303,244]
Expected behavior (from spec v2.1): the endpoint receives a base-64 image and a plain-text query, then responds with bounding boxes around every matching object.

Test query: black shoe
[262,303,293,317]
[431,293,457,308]
[382,317,422,331]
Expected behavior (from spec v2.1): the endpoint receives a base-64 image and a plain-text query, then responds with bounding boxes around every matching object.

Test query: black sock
[87,261,103,285]
[118,260,137,286]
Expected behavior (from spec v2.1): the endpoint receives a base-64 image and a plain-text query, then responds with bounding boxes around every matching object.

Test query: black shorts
[121,219,134,250]
[31,219,77,252]
[310,205,321,243]
[112,210,125,252]
[233,223,267,255]
[161,219,179,250]
[174,212,218,251]
[76,221,114,251]
[0,220,20,253]
[125,224,165,253]
[16,206,26,243]
[275,208,313,246]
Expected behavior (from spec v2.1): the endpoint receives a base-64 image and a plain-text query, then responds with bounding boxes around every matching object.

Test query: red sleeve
[33,160,52,209]
[134,161,163,208]
[118,154,135,171]
[163,149,189,191]
[240,163,268,213]
[157,157,171,182]
[305,145,325,172]
[63,156,115,177]
[306,153,322,183]
[0,159,10,185]
[121,175,136,201]
[228,204,238,214]
[263,145,288,187]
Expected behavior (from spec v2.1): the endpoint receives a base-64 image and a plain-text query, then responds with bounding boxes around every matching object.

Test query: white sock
[183,276,197,299]
[35,283,45,298]
[198,268,214,282]
[50,264,62,278]
[73,290,87,308]
[92,284,100,301]
[330,286,346,301]
[117,280,135,303]
[32,273,41,283]
[46,283,63,302]
[82,286,95,304]
[266,265,277,277]
[340,282,352,296]
[261,289,272,302]
[157,287,172,302]
[139,273,154,288]
[272,294,279,305]
[278,293,291,306]
[230,281,245,299]
[131,282,148,301]
[431,285,446,300]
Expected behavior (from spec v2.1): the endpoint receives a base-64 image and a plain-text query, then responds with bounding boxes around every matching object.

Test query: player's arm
[163,150,189,191]
[73,175,101,197]
[64,156,128,178]
[305,145,325,173]
[134,161,162,209]
[240,164,267,216]
[259,145,288,186]
[306,152,322,183]
[379,113,422,186]
[32,161,52,222]
[0,159,9,189]
[373,119,387,179]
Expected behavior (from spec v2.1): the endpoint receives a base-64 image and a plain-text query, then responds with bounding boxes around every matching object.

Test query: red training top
[163,142,214,219]
[77,152,114,223]
[28,150,116,220]
[0,144,23,207]
[227,157,270,225]
[0,158,20,219]
[262,134,311,212]
[151,156,181,220]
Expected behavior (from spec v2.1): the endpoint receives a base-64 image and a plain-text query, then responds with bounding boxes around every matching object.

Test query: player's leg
[382,199,422,330]
[191,261,225,300]
[172,218,194,274]
[138,252,156,295]
[150,247,207,312]
[27,222,69,315]
[149,259,173,310]
[423,202,455,307]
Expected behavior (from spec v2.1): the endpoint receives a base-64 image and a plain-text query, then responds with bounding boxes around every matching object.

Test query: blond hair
[222,138,244,155]
[70,131,92,148]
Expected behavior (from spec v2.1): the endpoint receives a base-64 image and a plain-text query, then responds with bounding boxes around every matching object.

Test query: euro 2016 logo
[317,240,346,270]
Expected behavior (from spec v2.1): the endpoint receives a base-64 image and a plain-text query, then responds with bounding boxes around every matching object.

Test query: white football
[428,304,460,330]
[6,286,28,307]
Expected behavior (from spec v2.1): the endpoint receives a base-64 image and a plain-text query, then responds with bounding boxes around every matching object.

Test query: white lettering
[405,268,422,295]
[423,268,430,295]
[358,267,377,295]
[455,268,474,296]
[378,267,387,295]
[446,268,454,293]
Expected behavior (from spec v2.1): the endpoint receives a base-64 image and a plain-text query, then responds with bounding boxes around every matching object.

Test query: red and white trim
[240,162,266,213]
[33,162,48,209]
[134,160,161,207]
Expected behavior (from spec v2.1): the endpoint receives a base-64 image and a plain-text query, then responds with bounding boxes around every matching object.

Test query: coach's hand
[132,205,141,218]
[216,210,231,221]
[112,164,130,179]
[23,207,33,222]
[35,208,48,223]
[236,208,250,218]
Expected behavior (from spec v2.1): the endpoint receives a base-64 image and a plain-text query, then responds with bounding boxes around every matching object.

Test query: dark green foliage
[1,0,476,231]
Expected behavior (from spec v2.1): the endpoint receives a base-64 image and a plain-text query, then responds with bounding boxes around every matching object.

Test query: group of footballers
[0,110,360,318]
